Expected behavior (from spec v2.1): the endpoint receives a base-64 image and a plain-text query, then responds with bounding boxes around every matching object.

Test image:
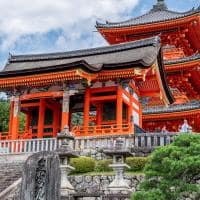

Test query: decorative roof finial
[151,0,167,12]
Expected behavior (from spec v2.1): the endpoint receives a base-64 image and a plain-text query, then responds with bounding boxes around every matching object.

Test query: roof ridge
[96,2,200,28]
[164,53,200,65]
[9,36,160,63]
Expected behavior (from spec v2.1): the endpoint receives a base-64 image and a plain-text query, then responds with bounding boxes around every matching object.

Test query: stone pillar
[56,128,78,197]
[61,90,70,131]
[60,157,75,196]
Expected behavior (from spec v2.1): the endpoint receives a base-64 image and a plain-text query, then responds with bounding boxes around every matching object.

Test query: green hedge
[126,157,149,171]
[70,156,148,173]
[95,159,113,172]
[70,156,95,173]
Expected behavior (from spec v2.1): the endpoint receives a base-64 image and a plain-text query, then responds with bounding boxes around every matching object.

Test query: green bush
[70,156,95,173]
[126,157,149,171]
[132,134,200,200]
[95,159,113,172]
[131,189,165,200]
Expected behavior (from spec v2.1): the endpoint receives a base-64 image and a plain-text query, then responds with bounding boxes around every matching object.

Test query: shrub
[70,156,95,173]
[126,157,149,171]
[131,189,165,200]
[95,159,113,172]
[132,134,200,200]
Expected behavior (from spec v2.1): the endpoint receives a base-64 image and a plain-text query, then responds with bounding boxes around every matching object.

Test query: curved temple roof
[96,0,200,28]
[143,101,200,114]
[164,53,200,65]
[0,36,174,104]
[3,36,161,74]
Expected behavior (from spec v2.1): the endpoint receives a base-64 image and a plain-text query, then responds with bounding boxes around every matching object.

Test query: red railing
[0,125,55,140]
[72,123,133,137]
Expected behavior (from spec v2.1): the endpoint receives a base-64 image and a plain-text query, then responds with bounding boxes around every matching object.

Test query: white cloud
[0,0,139,52]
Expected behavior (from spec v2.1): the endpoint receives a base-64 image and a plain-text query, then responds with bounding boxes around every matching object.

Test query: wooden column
[61,90,70,131]
[10,96,20,140]
[139,103,143,127]
[53,107,59,137]
[37,99,46,138]
[96,104,102,126]
[8,99,14,135]
[127,104,132,124]
[116,86,123,126]
[25,112,31,133]
[83,88,90,128]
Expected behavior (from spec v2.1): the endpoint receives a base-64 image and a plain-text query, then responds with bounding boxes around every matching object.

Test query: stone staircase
[0,162,24,193]
[0,154,30,194]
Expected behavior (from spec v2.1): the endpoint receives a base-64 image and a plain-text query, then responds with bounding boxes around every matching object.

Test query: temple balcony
[72,123,133,137]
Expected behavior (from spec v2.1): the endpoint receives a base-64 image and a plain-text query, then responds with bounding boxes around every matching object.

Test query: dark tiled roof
[3,37,160,73]
[143,101,200,114]
[96,1,200,28]
[164,53,200,65]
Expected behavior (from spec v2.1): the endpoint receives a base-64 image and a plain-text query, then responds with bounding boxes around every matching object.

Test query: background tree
[132,134,200,200]
[0,100,25,132]
[0,100,10,131]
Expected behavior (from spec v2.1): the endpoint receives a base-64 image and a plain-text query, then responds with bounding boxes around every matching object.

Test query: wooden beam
[21,102,40,108]
[90,95,116,102]
[90,86,117,94]
[20,91,63,101]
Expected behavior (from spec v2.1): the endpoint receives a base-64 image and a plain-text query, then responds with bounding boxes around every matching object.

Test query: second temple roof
[96,0,200,28]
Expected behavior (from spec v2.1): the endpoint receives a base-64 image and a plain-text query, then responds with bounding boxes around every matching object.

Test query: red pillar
[96,104,102,126]
[37,99,45,138]
[8,99,14,136]
[127,104,132,124]
[83,88,90,129]
[139,103,142,128]
[61,90,70,131]
[116,86,123,126]
[25,112,31,133]
[11,96,20,140]
[53,107,59,137]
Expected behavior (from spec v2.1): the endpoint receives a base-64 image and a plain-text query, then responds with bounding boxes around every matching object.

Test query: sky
[0,0,199,70]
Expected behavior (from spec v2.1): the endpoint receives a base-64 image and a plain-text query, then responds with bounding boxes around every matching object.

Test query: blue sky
[0,0,198,70]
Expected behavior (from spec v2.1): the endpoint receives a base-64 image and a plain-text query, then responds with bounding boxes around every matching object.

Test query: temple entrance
[19,97,62,139]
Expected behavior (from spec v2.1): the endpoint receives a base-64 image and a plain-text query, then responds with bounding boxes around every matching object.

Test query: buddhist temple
[97,0,200,132]
[0,37,173,140]
[0,0,199,141]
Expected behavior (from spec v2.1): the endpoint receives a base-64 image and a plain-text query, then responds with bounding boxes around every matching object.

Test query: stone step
[0,162,24,193]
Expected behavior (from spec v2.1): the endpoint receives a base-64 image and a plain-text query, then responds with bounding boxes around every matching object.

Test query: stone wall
[1,174,144,200]
[69,174,144,194]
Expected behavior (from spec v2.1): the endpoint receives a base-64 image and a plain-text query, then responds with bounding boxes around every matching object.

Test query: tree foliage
[132,134,200,200]
[0,100,10,131]
[0,100,25,132]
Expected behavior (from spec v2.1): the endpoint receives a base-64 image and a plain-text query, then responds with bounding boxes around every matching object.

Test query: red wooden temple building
[96,0,200,132]
[0,0,199,140]
[0,37,173,140]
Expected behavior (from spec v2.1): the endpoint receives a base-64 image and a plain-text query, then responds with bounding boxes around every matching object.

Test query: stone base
[60,188,75,197]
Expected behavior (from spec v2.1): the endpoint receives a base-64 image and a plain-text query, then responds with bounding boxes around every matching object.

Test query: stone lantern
[56,126,78,197]
[103,137,133,193]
